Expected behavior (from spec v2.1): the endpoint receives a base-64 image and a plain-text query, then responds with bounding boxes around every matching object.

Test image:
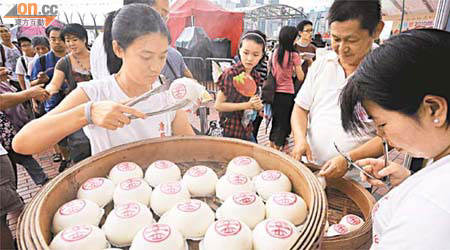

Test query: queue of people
[0,0,449,249]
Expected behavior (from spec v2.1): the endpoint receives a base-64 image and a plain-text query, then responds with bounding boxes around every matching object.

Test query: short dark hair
[297,20,313,32]
[328,0,381,35]
[123,0,154,5]
[17,36,32,46]
[60,23,89,48]
[31,36,50,48]
[0,24,9,30]
[45,26,61,38]
[340,29,450,135]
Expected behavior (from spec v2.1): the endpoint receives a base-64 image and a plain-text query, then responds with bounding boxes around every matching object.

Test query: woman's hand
[248,95,263,110]
[90,101,147,130]
[355,158,411,187]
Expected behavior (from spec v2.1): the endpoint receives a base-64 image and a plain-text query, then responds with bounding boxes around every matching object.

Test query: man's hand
[26,84,50,101]
[291,140,313,162]
[319,155,348,179]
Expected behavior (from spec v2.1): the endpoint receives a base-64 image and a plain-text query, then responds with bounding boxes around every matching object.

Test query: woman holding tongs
[339,29,450,249]
[12,4,195,157]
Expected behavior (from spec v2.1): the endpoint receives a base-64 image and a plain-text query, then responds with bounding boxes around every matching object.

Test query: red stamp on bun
[266,220,293,239]
[115,202,141,219]
[177,200,201,212]
[81,178,105,191]
[59,199,86,216]
[120,178,142,190]
[261,170,282,181]
[143,224,171,243]
[61,225,92,242]
[227,173,248,185]
[273,192,297,206]
[117,162,137,172]
[232,192,256,205]
[160,182,182,195]
[215,219,242,236]
[187,166,207,177]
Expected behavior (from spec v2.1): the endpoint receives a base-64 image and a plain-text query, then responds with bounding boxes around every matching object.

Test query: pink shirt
[272,50,301,94]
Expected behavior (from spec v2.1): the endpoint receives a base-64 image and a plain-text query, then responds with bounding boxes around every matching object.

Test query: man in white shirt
[291,0,385,179]
[15,37,36,90]
[0,25,22,91]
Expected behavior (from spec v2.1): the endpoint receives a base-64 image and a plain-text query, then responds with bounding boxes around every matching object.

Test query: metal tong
[125,84,191,119]
[334,142,392,189]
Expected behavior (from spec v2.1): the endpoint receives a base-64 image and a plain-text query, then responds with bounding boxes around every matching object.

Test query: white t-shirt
[371,155,450,250]
[294,52,372,165]
[79,75,176,155]
[0,43,22,82]
[15,55,36,89]
[0,143,7,156]
[90,33,110,80]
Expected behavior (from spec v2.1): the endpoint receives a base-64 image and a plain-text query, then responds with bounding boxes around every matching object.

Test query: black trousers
[269,92,295,147]
[252,114,263,143]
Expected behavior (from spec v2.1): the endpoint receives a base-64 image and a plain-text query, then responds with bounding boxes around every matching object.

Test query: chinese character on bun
[52,199,104,234]
[182,165,218,197]
[108,162,143,185]
[150,181,191,216]
[203,219,253,250]
[113,178,152,206]
[49,225,108,250]
[252,219,300,250]
[339,214,364,232]
[129,223,186,250]
[77,177,115,208]
[159,199,214,239]
[266,192,308,225]
[253,170,292,200]
[216,191,265,229]
[144,160,181,187]
[215,172,254,201]
[226,156,262,178]
[102,202,154,247]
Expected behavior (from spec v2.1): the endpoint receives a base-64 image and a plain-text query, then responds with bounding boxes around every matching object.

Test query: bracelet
[85,101,94,125]
[347,154,353,170]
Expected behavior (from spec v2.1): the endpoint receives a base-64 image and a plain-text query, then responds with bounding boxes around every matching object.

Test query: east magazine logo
[4,3,58,27]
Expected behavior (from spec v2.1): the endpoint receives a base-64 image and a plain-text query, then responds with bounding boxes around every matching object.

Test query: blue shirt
[30,51,64,112]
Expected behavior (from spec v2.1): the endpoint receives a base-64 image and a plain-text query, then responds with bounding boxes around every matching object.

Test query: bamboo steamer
[17,136,327,250]
[322,178,376,250]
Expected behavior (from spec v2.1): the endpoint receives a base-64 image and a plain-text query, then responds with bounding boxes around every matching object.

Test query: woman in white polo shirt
[340,29,450,249]
[12,4,194,156]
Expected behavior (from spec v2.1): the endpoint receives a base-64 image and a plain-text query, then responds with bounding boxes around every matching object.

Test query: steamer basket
[17,136,327,250]
[322,178,376,250]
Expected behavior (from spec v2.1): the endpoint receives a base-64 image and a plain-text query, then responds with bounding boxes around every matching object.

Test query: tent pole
[399,0,406,32]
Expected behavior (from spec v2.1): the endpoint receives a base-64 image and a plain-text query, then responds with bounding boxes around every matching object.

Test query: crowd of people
[0,0,449,249]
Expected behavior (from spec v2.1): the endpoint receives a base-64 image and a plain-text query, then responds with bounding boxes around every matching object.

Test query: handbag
[0,112,17,150]
[261,58,276,104]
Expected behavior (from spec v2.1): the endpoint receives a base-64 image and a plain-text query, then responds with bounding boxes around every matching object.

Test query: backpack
[61,55,92,163]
